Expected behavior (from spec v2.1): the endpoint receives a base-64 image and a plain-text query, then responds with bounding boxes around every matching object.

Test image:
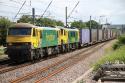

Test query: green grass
[0,47,4,55]
[93,45,125,71]
[94,34,125,71]
[112,34,125,50]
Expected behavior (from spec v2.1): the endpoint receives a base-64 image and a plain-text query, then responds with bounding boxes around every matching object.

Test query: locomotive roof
[56,26,68,30]
[11,23,59,30]
[67,28,79,31]
[11,23,78,31]
[11,23,36,28]
[56,26,79,31]
[38,27,60,31]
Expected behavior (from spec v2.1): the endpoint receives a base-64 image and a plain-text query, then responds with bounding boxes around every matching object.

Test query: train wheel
[56,46,60,54]
[35,49,39,60]
[30,50,35,61]
[8,54,14,62]
[43,48,49,57]
[39,48,44,59]
[68,44,70,52]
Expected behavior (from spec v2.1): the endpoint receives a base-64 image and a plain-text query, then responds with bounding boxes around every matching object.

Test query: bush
[0,17,12,45]
[118,34,125,44]
[94,34,125,71]
[112,41,123,50]
[112,34,125,50]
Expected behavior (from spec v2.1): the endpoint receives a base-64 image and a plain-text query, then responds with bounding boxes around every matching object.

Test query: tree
[56,21,64,26]
[0,17,12,45]
[71,20,86,29]
[36,18,56,27]
[86,20,99,29]
[17,15,32,23]
[17,15,64,27]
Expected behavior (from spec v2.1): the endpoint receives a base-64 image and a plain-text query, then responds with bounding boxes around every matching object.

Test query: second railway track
[9,42,108,83]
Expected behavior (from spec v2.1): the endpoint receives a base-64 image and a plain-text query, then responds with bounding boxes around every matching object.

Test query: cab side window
[61,29,63,35]
[64,30,66,35]
[33,28,36,36]
[36,30,38,36]
[57,31,58,38]
[40,31,42,38]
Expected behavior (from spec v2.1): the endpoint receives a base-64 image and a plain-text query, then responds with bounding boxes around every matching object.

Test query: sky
[0,0,125,24]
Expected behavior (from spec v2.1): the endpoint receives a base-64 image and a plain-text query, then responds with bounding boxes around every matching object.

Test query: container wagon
[91,29,98,44]
[98,29,103,42]
[79,29,90,46]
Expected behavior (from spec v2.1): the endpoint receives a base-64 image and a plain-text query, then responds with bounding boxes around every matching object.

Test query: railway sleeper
[93,64,125,81]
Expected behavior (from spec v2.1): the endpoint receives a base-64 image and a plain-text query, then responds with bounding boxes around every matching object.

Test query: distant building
[102,24,125,33]
[102,24,125,29]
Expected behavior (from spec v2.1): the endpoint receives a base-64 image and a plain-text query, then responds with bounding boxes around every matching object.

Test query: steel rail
[35,43,107,83]
[10,42,108,83]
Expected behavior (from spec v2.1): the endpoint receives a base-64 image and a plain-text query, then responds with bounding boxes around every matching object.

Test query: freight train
[6,23,119,62]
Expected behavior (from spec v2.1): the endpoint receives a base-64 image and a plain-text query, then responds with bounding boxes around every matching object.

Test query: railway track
[0,57,52,74]
[0,62,33,74]
[0,58,11,69]
[0,50,65,74]
[0,45,90,74]
[0,41,105,74]
[10,42,108,83]
[94,64,125,82]
[0,57,10,65]
[0,56,44,74]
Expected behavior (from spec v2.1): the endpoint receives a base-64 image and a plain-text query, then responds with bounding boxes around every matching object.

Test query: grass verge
[0,47,4,55]
[93,45,125,71]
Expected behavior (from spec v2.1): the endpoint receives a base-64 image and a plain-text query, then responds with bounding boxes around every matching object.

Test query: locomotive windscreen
[8,28,31,35]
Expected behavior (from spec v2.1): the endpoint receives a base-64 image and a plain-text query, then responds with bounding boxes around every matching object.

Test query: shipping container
[103,28,108,40]
[112,29,118,38]
[110,29,113,38]
[80,29,90,45]
[91,29,97,43]
[108,29,111,39]
[98,29,103,41]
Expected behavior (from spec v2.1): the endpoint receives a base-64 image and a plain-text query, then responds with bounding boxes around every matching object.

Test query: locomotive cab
[6,23,41,62]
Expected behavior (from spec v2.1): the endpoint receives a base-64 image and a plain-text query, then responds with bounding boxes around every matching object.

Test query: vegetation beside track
[0,46,5,55]
[93,35,125,71]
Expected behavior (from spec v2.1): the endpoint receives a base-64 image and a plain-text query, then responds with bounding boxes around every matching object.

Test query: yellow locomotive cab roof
[38,27,60,31]
[10,23,78,32]
[56,26,79,31]
[11,23,36,28]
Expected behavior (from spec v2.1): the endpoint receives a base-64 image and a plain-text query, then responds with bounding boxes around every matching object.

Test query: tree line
[0,15,100,46]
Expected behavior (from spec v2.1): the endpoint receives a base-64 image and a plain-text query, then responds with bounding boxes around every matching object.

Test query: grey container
[108,29,111,39]
[91,29,97,43]
[98,29,103,41]
[112,30,116,38]
[80,29,90,45]
[110,29,113,38]
[103,29,108,40]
